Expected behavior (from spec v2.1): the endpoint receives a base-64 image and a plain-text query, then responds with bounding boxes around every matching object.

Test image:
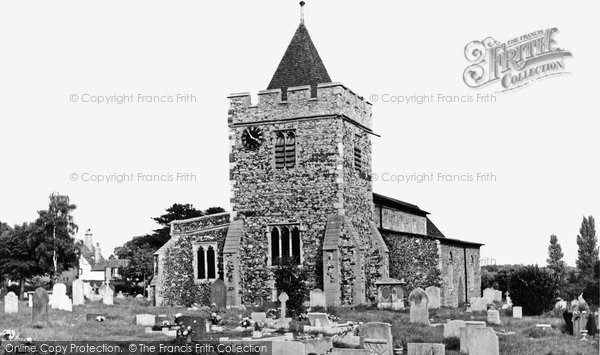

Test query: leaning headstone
[210,279,227,309]
[512,306,522,319]
[32,288,49,323]
[482,288,495,304]
[4,292,18,314]
[135,314,156,326]
[487,309,501,325]
[408,288,429,325]
[466,327,499,355]
[407,343,445,355]
[470,297,487,312]
[278,292,289,318]
[443,319,466,338]
[425,286,441,309]
[310,289,326,308]
[72,279,85,306]
[102,286,114,305]
[459,321,486,353]
[358,322,393,355]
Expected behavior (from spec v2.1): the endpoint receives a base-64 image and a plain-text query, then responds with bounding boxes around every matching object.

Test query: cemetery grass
[337,306,599,355]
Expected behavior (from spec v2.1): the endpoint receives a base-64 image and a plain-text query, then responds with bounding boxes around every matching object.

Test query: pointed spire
[267,2,331,100]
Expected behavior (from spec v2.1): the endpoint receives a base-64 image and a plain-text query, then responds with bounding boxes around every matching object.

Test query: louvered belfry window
[354,146,362,172]
[275,130,296,169]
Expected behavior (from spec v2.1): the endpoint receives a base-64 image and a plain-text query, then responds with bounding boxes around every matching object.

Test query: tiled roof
[373,193,430,217]
[267,23,331,100]
[426,218,446,238]
[379,228,484,247]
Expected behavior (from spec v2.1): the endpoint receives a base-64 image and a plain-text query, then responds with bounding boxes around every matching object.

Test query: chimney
[84,229,93,249]
[95,242,102,262]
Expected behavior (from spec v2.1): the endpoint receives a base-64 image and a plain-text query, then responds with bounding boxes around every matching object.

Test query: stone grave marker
[408,288,429,325]
[32,287,49,323]
[102,286,114,305]
[99,283,108,299]
[512,306,522,319]
[425,286,441,309]
[470,297,487,312]
[4,292,18,314]
[307,312,331,327]
[28,292,33,308]
[116,291,125,299]
[210,279,227,309]
[459,321,486,353]
[358,322,393,355]
[505,292,512,307]
[482,288,495,304]
[487,309,501,325]
[407,343,445,355]
[72,279,85,306]
[136,314,156,326]
[278,292,289,318]
[493,290,502,302]
[250,312,267,323]
[52,283,71,311]
[83,282,93,298]
[443,319,466,338]
[310,289,326,308]
[466,327,499,355]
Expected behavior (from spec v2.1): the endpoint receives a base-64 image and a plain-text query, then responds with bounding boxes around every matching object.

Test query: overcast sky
[0,1,598,266]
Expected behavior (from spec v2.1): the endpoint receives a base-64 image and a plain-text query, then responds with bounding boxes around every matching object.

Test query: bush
[273,257,309,318]
[582,281,599,307]
[509,265,558,316]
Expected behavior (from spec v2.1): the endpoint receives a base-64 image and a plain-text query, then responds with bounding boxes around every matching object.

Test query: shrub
[509,265,558,316]
[582,281,599,307]
[273,257,309,318]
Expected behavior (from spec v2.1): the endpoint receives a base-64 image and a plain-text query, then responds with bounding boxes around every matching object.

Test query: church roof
[373,193,430,217]
[379,228,484,247]
[267,23,331,99]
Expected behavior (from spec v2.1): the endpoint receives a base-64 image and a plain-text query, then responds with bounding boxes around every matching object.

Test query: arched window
[271,227,280,264]
[269,225,302,265]
[291,227,301,264]
[198,246,205,279]
[274,130,296,169]
[207,246,216,279]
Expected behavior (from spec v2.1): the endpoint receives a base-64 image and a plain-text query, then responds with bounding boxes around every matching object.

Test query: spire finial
[299,1,305,25]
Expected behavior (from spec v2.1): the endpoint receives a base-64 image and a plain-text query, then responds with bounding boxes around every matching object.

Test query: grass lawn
[1,299,598,355]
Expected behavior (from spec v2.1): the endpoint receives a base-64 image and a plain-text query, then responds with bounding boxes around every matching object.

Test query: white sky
[0,1,598,266]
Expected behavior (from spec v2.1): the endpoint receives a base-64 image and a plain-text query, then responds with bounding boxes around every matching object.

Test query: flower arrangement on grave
[328,314,340,322]
[240,317,253,328]
[173,313,193,340]
[210,312,222,325]
[297,313,308,321]
[266,308,279,319]
[254,321,264,331]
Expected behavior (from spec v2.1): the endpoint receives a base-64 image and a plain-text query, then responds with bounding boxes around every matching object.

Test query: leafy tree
[273,257,309,318]
[547,234,566,281]
[576,216,598,280]
[509,265,558,316]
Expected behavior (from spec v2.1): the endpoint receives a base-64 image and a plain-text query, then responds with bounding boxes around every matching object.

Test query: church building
[151,6,482,308]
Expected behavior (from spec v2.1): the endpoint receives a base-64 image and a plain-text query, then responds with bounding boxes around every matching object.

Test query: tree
[273,257,309,317]
[509,265,558,316]
[576,216,598,280]
[547,234,566,281]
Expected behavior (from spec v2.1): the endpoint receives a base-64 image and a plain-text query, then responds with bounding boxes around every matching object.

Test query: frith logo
[463,28,572,92]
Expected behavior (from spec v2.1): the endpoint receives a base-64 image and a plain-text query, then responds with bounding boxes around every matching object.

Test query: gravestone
[407,343,445,355]
[102,286,114,305]
[135,314,156,326]
[482,288,495,304]
[443,319,466,338]
[117,291,125,299]
[250,312,267,323]
[470,297,487,312]
[99,284,108,299]
[307,312,331,327]
[28,293,33,308]
[573,311,588,337]
[310,289,326,308]
[512,306,522,319]
[52,283,71,311]
[425,286,441,309]
[83,282,93,299]
[278,292,289,318]
[459,321,486,353]
[493,290,502,302]
[466,327,499,355]
[32,287,49,323]
[375,278,405,310]
[4,292,18,314]
[358,322,393,355]
[505,292,512,307]
[303,337,333,355]
[0,286,7,299]
[210,279,227,309]
[487,309,501,325]
[408,288,429,325]
[72,279,85,306]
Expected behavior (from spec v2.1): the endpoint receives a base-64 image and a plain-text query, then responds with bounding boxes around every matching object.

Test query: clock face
[241,126,263,150]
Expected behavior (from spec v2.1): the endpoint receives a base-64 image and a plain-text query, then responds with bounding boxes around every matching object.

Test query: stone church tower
[150,4,481,309]
[225,14,388,306]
